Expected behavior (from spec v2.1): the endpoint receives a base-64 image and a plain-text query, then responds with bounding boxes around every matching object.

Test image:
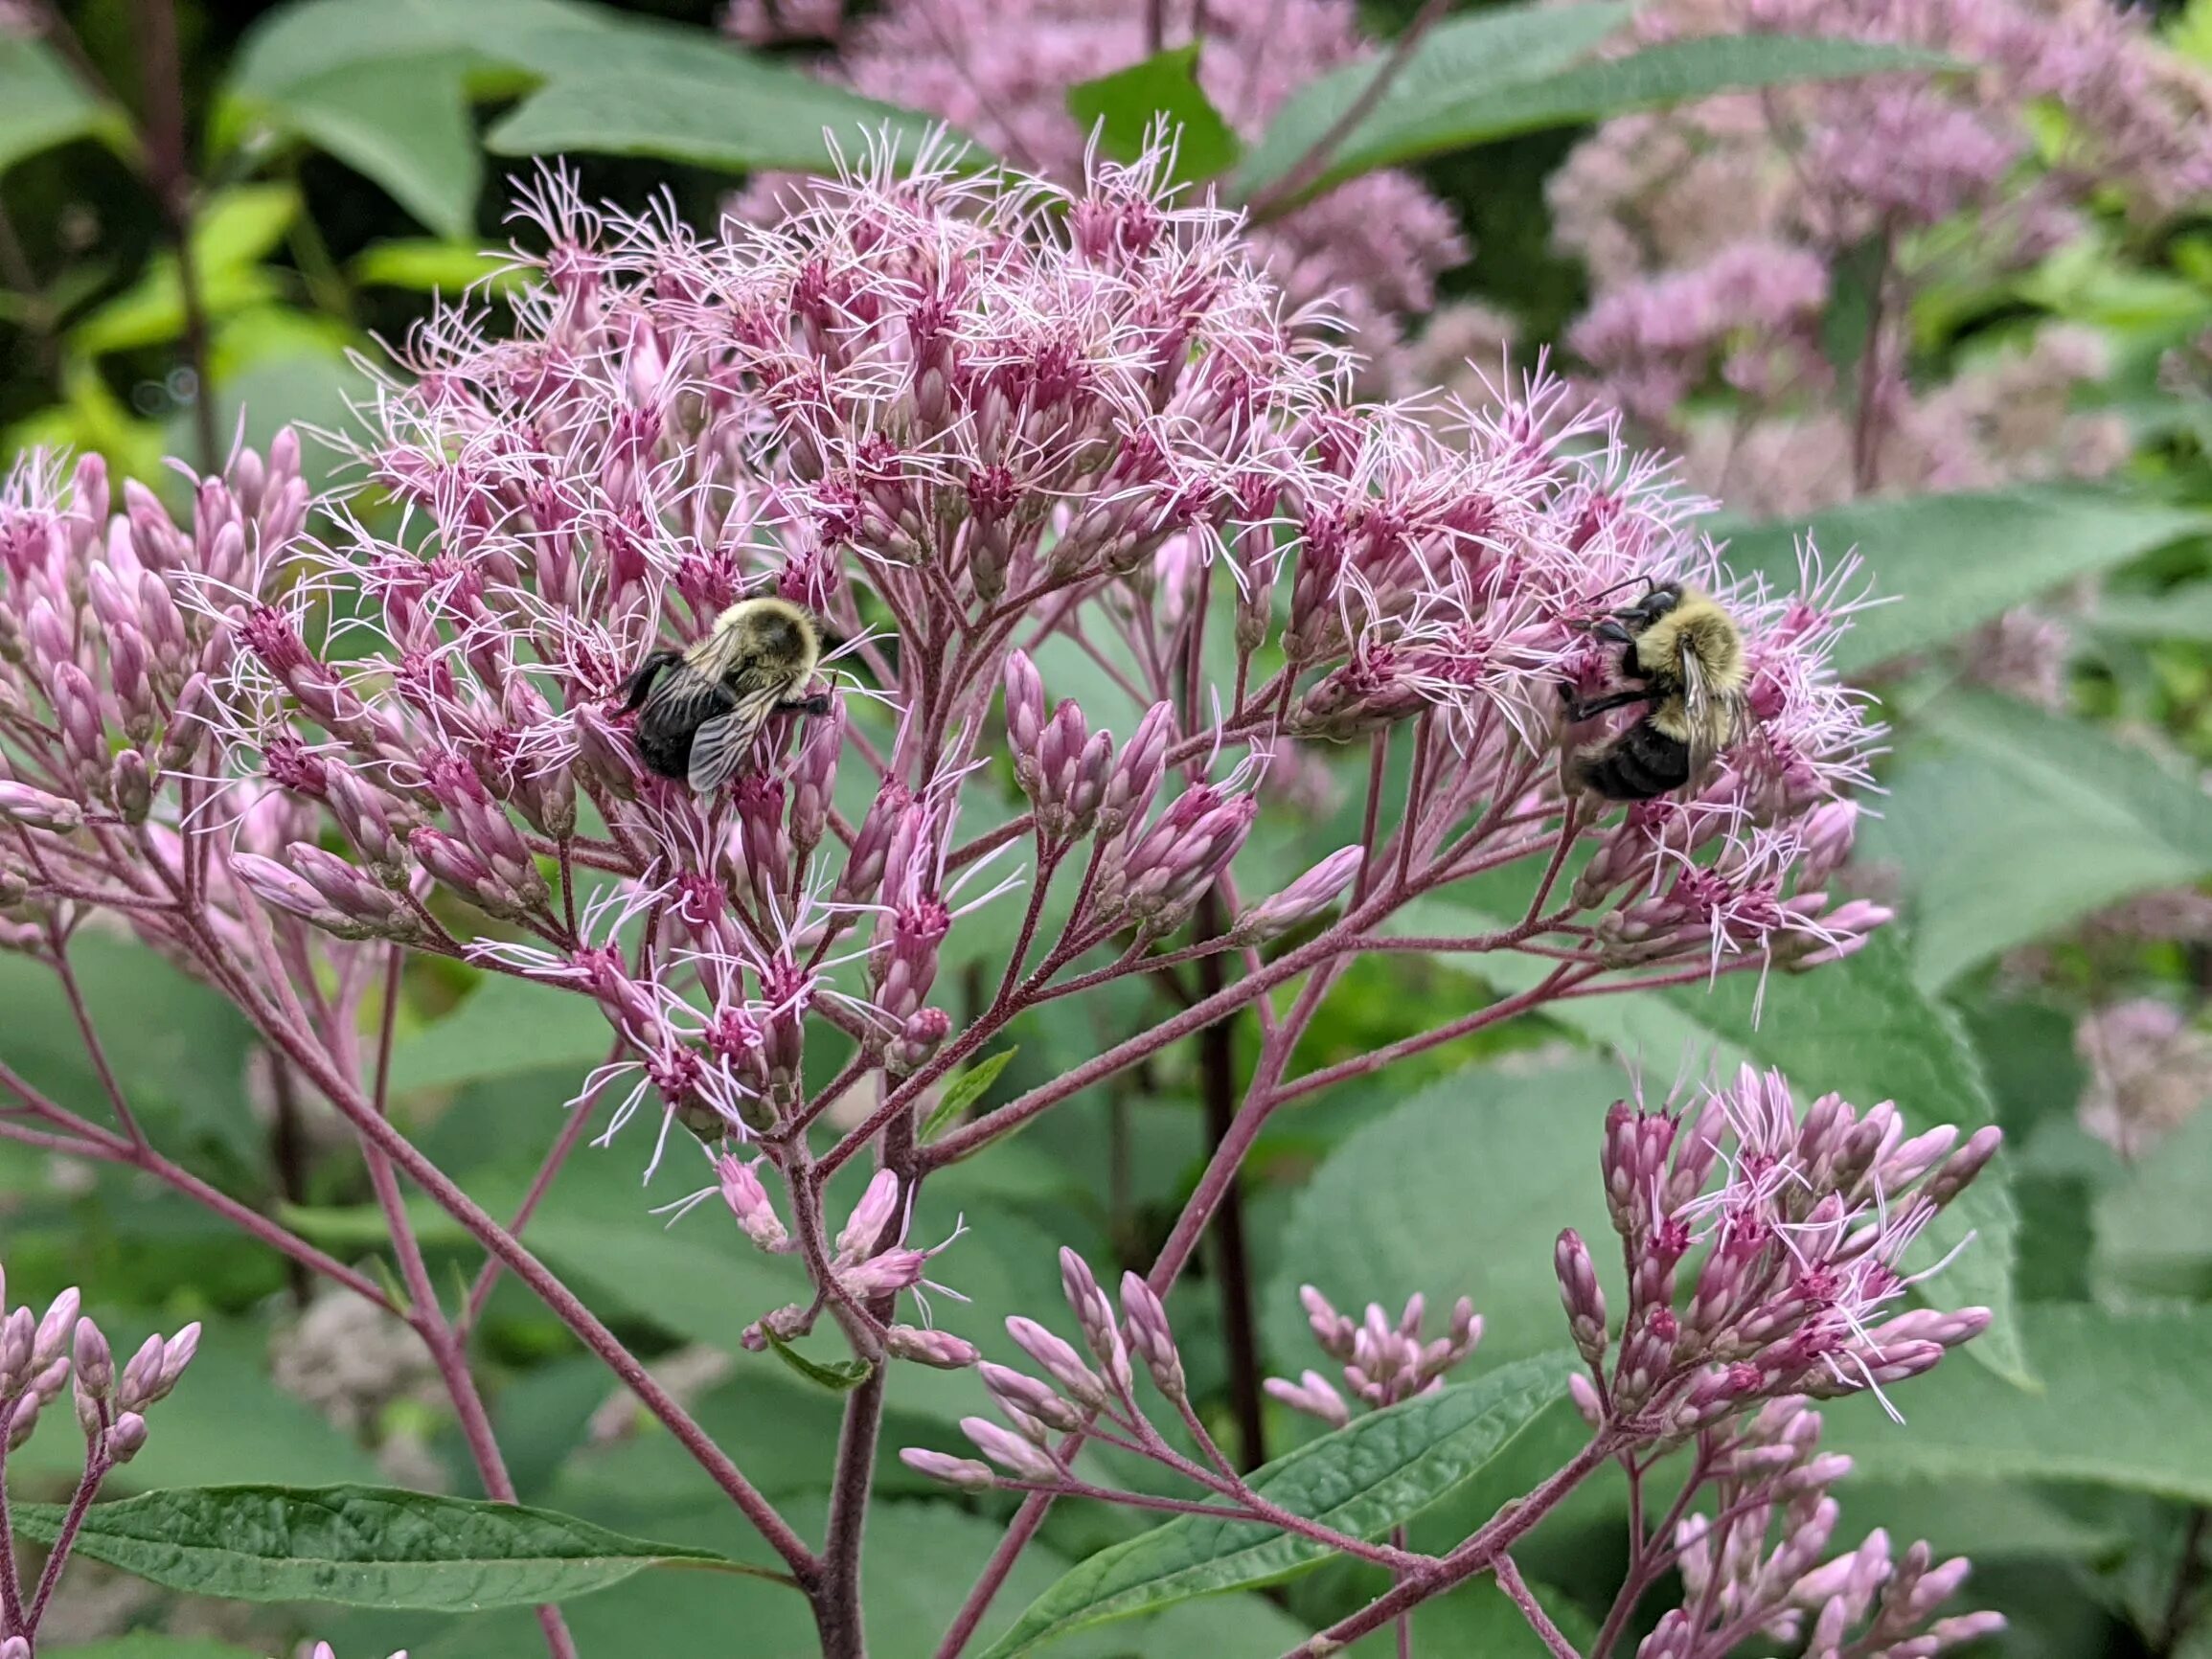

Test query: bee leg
[618,651,682,715]
[781,693,835,717]
[1560,688,1654,723]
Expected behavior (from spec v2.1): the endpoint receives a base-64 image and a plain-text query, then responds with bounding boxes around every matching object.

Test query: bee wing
[685,683,786,794]
[1679,652,1745,781]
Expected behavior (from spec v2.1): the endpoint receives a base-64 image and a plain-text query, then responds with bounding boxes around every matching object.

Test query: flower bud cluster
[1632,1397,2002,1659]
[1266,1285,1482,1429]
[1562,1066,1998,1441]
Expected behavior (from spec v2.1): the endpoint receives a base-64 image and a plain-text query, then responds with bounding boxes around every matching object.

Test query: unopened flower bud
[1263,1368,1350,1429]
[899,1447,996,1492]
[1004,650,1046,792]
[960,1415,1061,1482]
[34,1288,79,1371]
[1059,1248,1132,1396]
[1097,701,1173,840]
[717,1156,790,1253]
[836,1170,902,1265]
[1556,1230,1608,1365]
[109,749,153,823]
[0,782,84,833]
[105,1409,148,1464]
[6,1394,39,1451]
[980,1362,1083,1434]
[885,1326,979,1369]
[1118,1272,1184,1399]
[1232,846,1362,943]
[1005,1316,1107,1410]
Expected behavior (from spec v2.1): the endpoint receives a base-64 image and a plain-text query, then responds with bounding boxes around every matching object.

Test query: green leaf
[2090,582,2212,642]
[978,1352,1578,1657]
[353,239,522,296]
[1719,488,2205,674]
[9,1486,777,1610]
[1235,2,1632,196]
[485,63,949,175]
[0,35,125,173]
[1066,47,1241,186]
[48,1639,267,1659]
[0,938,261,1169]
[921,1046,1019,1144]
[70,185,303,358]
[1245,31,1950,201]
[1821,1304,2212,1503]
[2092,1106,2212,1300]
[389,972,621,1095]
[764,1331,874,1393]
[1861,692,2212,989]
[228,0,610,94]
[261,54,483,239]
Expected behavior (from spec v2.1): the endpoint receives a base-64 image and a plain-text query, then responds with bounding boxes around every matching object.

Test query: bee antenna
[1585,572,1655,608]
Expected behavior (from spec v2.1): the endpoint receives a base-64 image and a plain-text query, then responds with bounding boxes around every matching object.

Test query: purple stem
[24,1445,109,1633]
[1495,1555,1584,1659]
[0,1402,25,1637]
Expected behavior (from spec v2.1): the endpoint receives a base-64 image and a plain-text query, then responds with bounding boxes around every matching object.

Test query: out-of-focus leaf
[227,0,609,94]
[389,972,622,1096]
[1066,47,1240,185]
[1266,1059,1623,1369]
[1719,489,2205,674]
[352,239,520,296]
[978,1352,1577,1656]
[47,1639,267,1658]
[1236,1,1631,195]
[2092,1108,2212,1300]
[0,938,261,1169]
[10,1486,769,1609]
[1821,1304,2212,1501]
[920,1047,1018,1143]
[484,65,947,174]
[261,54,482,239]
[0,35,126,172]
[70,185,303,358]
[2090,583,2212,642]
[1862,692,2212,989]
[1244,30,1949,199]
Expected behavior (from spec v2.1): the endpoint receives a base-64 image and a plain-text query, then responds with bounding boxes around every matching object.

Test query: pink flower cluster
[1266,1285,1483,1426]
[725,0,1469,390]
[1551,0,2202,511]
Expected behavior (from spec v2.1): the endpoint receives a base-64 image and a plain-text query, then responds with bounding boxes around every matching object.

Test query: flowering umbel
[0,140,1893,1656]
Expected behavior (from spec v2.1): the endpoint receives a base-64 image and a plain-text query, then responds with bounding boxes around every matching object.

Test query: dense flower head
[2074,995,2212,1157]
[1266,1284,1482,1424]
[724,0,1469,391]
[0,147,1881,1183]
[1565,1064,1998,1436]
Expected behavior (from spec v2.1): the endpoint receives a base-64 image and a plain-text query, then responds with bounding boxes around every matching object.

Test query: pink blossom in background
[1551,0,2204,514]
[724,0,1469,390]
[2076,996,2212,1156]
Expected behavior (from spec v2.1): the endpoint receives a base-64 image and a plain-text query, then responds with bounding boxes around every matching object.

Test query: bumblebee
[621,598,833,794]
[1561,581,1748,801]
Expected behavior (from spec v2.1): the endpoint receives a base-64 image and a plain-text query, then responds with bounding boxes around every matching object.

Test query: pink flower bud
[34,1288,79,1371]
[885,1326,979,1370]
[1059,1248,1132,1397]
[73,1317,112,1398]
[790,698,844,853]
[717,1156,790,1253]
[286,843,420,940]
[1118,1272,1185,1400]
[1264,1369,1350,1429]
[118,1333,165,1412]
[1004,650,1045,790]
[1005,1316,1106,1410]
[1556,1230,1608,1365]
[960,1415,1061,1482]
[106,1409,148,1464]
[887,1007,950,1074]
[1301,1284,1356,1360]
[899,1447,997,1492]
[109,750,153,824]
[1231,846,1362,943]
[1097,701,1173,840]
[0,781,83,832]
[841,1247,928,1298]
[5,1394,39,1452]
[980,1362,1083,1434]
[836,1170,902,1265]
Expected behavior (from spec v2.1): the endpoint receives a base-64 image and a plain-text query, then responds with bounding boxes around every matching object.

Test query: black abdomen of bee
[1573,719,1692,801]
[634,685,737,782]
